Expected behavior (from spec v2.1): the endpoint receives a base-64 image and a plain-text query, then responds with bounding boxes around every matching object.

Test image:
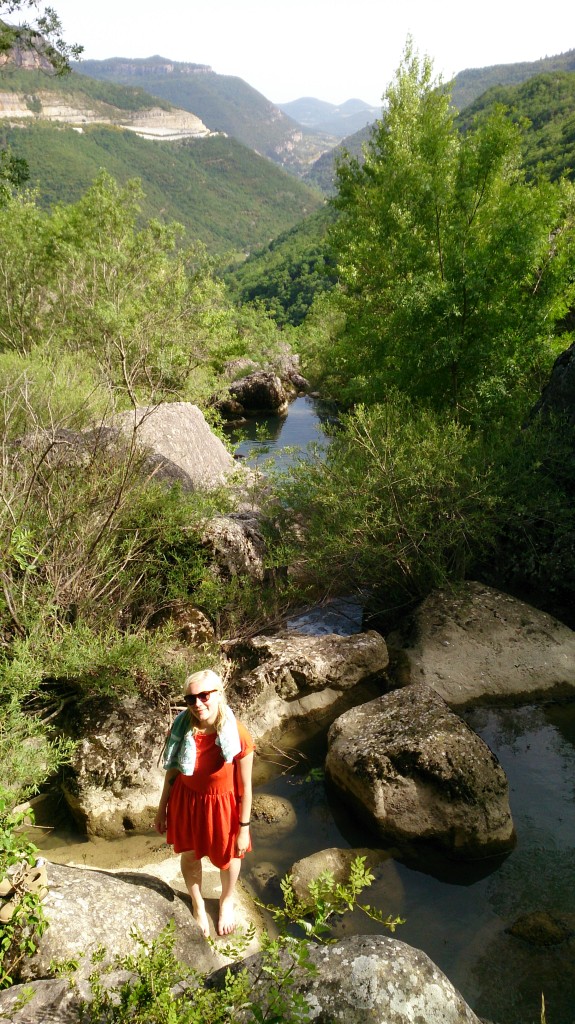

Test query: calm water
[228,394,331,470]
[238,398,575,1024]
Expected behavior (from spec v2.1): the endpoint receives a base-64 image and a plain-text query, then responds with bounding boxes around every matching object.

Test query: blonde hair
[184,668,227,734]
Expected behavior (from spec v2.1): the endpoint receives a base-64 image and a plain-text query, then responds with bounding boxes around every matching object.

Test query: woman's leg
[218,857,242,936]
[180,851,210,937]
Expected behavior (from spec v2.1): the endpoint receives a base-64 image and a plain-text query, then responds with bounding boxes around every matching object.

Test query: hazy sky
[49,0,571,106]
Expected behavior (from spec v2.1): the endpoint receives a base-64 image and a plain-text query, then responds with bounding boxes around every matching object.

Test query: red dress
[166,720,254,870]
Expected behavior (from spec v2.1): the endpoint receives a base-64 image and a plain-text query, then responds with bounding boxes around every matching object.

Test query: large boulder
[325,683,515,859]
[225,630,389,742]
[215,934,482,1024]
[114,402,237,490]
[16,862,221,983]
[228,371,289,416]
[390,581,575,707]
[60,694,167,838]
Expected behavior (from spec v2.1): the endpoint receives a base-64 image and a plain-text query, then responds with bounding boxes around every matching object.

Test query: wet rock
[252,793,297,829]
[229,372,289,416]
[507,909,574,946]
[390,582,575,707]
[290,847,391,901]
[326,683,515,860]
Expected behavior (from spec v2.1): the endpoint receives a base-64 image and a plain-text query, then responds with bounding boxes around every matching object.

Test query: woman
[154,668,254,938]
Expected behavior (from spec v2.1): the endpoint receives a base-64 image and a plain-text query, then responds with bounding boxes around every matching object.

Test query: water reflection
[228,395,332,470]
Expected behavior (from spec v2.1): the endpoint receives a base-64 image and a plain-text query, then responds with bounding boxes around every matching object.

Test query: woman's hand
[153,808,167,834]
[236,825,250,857]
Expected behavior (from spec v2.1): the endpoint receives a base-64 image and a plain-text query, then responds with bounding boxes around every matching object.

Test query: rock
[213,934,482,1024]
[0,976,88,1024]
[146,600,215,645]
[390,581,575,707]
[225,630,389,742]
[60,694,167,838]
[202,511,267,580]
[530,340,575,424]
[251,794,297,831]
[290,847,392,902]
[17,862,221,983]
[507,910,574,946]
[325,683,515,859]
[229,372,289,416]
[114,402,237,491]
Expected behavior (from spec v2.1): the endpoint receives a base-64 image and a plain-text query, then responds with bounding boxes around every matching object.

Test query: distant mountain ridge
[451,48,575,110]
[278,96,382,138]
[75,56,339,176]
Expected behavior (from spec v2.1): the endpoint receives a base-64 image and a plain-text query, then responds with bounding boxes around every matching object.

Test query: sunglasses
[183,689,219,706]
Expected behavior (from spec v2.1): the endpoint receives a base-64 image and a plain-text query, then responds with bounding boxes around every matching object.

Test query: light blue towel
[163,705,241,775]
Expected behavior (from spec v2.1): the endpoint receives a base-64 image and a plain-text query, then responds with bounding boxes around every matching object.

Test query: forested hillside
[0,121,322,251]
[451,47,575,111]
[456,71,575,181]
[76,57,337,176]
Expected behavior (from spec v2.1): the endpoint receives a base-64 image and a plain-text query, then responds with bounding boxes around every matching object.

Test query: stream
[41,396,575,1024]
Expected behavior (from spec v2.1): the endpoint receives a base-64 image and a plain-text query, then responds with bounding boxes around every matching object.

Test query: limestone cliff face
[0,89,213,139]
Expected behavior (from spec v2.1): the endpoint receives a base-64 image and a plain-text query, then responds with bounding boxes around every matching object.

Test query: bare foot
[218,896,236,936]
[193,903,210,938]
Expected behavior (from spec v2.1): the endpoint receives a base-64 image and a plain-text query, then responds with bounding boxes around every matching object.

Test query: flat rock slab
[394,581,575,707]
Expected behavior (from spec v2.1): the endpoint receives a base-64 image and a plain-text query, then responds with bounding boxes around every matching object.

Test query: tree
[328,40,575,422]
[0,1,82,75]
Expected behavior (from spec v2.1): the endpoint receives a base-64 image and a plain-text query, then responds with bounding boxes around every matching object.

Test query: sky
[43,0,573,107]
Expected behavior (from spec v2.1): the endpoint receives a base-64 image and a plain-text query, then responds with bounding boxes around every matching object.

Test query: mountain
[0,66,211,139]
[74,57,339,176]
[278,96,382,138]
[0,62,323,252]
[450,48,575,111]
[456,70,575,182]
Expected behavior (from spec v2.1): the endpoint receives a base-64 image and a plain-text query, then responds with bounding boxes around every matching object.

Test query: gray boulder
[218,934,482,1024]
[326,683,515,859]
[115,402,237,490]
[289,846,393,902]
[61,694,167,838]
[390,581,575,707]
[229,372,289,415]
[202,510,267,580]
[17,862,220,983]
[225,630,389,742]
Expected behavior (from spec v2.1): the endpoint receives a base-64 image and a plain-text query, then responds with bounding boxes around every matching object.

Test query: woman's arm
[235,751,253,856]
[153,767,179,834]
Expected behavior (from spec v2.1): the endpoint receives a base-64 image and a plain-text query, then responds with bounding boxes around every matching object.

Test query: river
[40,396,575,1024]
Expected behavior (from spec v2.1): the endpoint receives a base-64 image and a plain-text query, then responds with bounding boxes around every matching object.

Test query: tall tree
[329,40,575,421]
[0,1,82,75]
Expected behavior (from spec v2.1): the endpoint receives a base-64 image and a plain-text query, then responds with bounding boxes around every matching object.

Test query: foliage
[259,856,404,941]
[0,1,82,75]
[55,857,399,1023]
[325,41,575,419]
[0,122,323,254]
[225,209,338,327]
[456,71,575,183]
[269,398,499,620]
[0,800,47,989]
